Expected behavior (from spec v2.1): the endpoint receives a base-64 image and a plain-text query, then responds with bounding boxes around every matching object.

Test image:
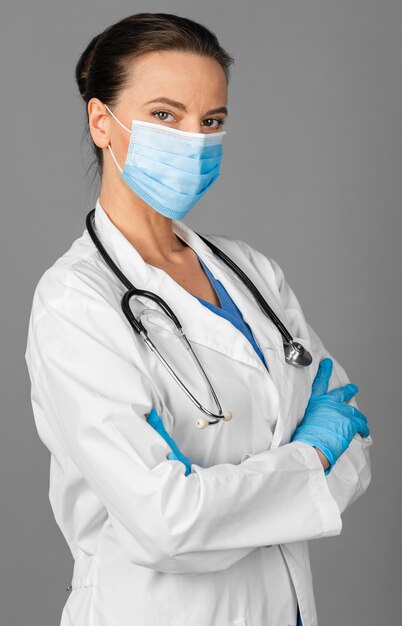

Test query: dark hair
[75,12,235,183]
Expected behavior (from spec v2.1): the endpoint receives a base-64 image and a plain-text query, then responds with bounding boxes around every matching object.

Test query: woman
[24,12,372,626]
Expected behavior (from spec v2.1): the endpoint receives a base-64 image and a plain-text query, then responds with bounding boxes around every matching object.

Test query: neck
[99,176,187,265]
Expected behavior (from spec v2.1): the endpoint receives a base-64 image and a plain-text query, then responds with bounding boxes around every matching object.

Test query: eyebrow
[144,97,228,116]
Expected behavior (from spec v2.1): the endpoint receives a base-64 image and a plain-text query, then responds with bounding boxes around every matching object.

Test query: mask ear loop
[104,104,131,174]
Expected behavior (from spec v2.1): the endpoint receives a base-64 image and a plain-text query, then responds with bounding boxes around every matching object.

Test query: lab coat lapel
[91,200,294,444]
[168,220,311,448]
[161,219,285,380]
[160,219,294,448]
[92,200,273,375]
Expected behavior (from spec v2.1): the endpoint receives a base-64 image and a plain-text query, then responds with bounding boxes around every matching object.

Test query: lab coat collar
[91,198,298,439]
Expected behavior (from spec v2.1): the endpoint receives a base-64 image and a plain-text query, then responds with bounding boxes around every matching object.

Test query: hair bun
[75,33,103,101]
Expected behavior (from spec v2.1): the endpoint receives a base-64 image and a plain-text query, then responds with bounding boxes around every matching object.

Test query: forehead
[123,50,228,104]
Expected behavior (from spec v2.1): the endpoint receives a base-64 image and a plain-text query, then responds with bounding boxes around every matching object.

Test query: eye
[151,110,226,131]
[151,110,175,123]
[202,118,226,129]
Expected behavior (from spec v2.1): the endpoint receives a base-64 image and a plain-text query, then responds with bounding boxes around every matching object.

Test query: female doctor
[24,12,372,626]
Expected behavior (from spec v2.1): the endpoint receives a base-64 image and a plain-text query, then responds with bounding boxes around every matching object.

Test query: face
[88,50,228,179]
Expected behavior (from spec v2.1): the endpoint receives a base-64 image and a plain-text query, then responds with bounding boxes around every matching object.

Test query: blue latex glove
[146,408,192,476]
[291,357,370,475]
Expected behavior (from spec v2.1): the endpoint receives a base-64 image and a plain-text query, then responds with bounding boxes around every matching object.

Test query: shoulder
[29,228,120,321]
[25,229,136,370]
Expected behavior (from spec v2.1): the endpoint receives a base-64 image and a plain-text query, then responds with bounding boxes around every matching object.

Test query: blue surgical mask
[104,104,226,220]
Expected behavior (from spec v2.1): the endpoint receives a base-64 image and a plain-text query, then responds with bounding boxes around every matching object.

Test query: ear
[87,98,111,149]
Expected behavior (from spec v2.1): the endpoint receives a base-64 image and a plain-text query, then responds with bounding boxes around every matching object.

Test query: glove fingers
[148,411,192,475]
[147,408,171,442]
[311,358,333,397]
[350,407,371,437]
[327,383,358,403]
[146,407,164,431]
[358,424,371,437]
[147,409,185,455]
[167,451,192,476]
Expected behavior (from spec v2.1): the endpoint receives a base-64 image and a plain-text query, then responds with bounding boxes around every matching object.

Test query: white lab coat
[24,198,372,626]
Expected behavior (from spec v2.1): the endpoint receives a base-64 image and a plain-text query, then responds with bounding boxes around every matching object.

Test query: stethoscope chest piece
[283,340,313,367]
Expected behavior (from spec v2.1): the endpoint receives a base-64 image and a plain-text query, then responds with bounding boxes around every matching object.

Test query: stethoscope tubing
[85,208,312,426]
[197,234,293,345]
[121,287,224,423]
[86,209,227,423]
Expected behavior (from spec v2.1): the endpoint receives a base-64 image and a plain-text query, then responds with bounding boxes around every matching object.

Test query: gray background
[1,1,400,625]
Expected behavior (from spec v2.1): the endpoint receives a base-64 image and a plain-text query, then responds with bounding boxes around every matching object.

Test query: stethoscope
[86,209,313,429]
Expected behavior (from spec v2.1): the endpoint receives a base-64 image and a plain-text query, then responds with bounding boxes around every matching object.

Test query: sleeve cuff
[287,441,343,537]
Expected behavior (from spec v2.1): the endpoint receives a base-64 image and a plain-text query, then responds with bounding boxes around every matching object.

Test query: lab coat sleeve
[25,265,345,577]
[303,323,373,515]
[234,240,373,516]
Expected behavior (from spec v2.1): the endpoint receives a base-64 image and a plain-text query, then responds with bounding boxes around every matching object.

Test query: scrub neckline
[195,254,223,310]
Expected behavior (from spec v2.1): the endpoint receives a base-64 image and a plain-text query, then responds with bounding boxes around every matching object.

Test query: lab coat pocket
[61,586,96,626]
[231,619,246,626]
[62,553,98,626]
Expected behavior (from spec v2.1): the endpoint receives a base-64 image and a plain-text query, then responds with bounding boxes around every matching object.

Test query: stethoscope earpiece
[196,411,233,429]
[196,418,210,429]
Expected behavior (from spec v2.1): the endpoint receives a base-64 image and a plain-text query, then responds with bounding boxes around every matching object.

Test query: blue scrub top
[194,256,268,370]
[193,255,303,626]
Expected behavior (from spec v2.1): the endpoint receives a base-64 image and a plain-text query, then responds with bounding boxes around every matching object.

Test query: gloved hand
[146,408,192,476]
[291,357,370,475]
